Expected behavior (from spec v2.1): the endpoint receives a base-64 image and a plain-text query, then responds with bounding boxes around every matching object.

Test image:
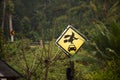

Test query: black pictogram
[64,32,78,52]
[68,44,76,52]
[64,32,78,44]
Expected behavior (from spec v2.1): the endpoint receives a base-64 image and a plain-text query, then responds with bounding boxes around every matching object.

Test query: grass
[3,40,120,80]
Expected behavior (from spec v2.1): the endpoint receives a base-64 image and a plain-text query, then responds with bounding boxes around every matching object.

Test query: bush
[86,57,120,80]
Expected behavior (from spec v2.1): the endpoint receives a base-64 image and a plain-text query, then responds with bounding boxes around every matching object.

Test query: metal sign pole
[9,14,14,42]
[70,60,74,80]
[66,59,74,80]
[56,25,88,80]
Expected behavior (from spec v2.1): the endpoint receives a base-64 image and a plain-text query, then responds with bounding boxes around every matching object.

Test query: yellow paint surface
[57,26,86,56]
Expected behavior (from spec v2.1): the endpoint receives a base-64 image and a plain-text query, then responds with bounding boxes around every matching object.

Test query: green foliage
[0,28,4,58]
[6,0,15,14]
[1,0,120,80]
[91,21,120,59]
[85,57,120,80]
[69,49,103,80]
[2,39,30,59]
[0,28,7,59]
[28,31,40,41]
[53,15,68,38]
[3,39,69,80]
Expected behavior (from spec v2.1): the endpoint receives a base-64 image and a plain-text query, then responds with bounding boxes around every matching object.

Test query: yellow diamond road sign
[56,25,87,57]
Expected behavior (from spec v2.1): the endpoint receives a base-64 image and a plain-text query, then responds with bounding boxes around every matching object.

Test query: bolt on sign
[56,25,88,57]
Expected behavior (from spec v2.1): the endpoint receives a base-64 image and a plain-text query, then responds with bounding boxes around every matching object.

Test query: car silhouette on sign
[68,44,76,52]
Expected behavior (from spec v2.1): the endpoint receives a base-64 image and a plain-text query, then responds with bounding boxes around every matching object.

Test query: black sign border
[55,25,88,57]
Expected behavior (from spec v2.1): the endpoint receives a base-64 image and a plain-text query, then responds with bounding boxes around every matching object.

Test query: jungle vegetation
[0,0,120,80]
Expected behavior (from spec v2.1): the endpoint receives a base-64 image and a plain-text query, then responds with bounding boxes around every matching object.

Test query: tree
[0,0,6,58]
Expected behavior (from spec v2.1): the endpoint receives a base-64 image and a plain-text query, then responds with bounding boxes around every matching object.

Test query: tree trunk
[1,0,6,32]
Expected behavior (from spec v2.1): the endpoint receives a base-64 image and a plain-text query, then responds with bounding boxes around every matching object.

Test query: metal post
[9,14,14,42]
[66,60,74,80]
[70,60,74,80]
